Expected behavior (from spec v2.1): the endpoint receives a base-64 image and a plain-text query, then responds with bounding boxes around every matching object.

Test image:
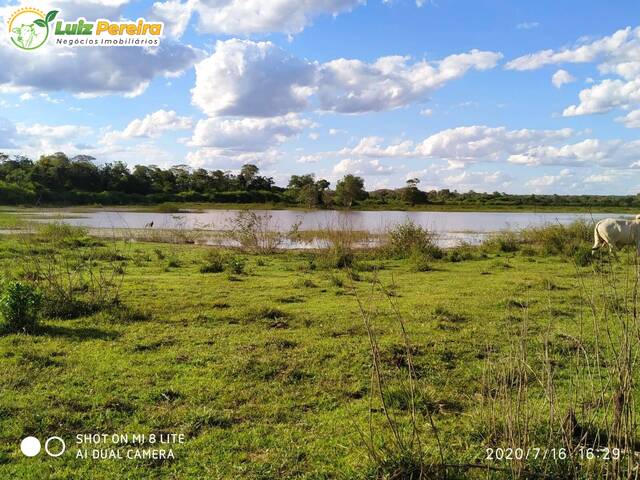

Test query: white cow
[592,216,640,253]
[12,24,37,48]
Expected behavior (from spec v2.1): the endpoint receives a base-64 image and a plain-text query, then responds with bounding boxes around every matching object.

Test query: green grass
[0,210,26,229]
[0,232,637,478]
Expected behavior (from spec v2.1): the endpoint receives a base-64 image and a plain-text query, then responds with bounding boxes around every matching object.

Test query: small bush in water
[0,281,42,333]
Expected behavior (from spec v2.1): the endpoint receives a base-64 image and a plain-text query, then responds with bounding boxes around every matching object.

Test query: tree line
[1,152,639,209]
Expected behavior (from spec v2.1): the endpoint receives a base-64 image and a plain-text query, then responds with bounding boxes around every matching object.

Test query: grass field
[0,221,639,479]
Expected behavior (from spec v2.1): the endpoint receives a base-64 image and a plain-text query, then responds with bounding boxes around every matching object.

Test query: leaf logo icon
[8,8,58,51]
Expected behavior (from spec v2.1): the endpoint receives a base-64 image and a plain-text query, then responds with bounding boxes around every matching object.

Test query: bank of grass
[6,202,640,214]
[0,209,26,229]
[0,222,638,478]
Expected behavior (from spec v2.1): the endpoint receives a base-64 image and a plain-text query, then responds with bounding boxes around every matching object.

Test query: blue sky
[1,0,640,194]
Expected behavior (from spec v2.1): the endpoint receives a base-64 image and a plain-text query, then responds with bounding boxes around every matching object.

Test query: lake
[23,208,630,247]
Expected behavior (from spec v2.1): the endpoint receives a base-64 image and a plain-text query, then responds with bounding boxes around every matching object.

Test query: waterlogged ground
[0,232,637,479]
[5,206,631,247]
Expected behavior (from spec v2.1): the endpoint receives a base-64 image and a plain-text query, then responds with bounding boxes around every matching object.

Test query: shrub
[411,252,433,272]
[447,245,474,262]
[38,222,95,248]
[227,257,246,275]
[293,278,317,288]
[167,258,181,268]
[245,306,289,323]
[486,230,520,253]
[573,244,595,267]
[434,306,467,323]
[43,298,103,319]
[333,247,354,269]
[385,220,441,258]
[520,220,592,256]
[0,281,42,332]
[22,224,126,319]
[200,250,225,273]
[317,222,362,269]
[225,210,300,254]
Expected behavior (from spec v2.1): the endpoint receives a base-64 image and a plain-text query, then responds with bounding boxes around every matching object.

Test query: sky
[1,0,640,194]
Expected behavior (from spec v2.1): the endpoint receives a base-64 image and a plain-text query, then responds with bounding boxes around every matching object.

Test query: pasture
[0,220,638,479]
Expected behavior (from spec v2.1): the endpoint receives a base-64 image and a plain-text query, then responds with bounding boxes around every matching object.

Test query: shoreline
[2,202,640,214]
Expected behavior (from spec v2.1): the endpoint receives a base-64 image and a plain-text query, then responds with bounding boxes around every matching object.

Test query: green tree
[288,174,317,207]
[239,164,259,189]
[287,175,332,208]
[401,177,424,205]
[335,174,367,208]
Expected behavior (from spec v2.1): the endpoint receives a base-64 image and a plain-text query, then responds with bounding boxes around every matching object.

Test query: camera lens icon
[20,436,66,457]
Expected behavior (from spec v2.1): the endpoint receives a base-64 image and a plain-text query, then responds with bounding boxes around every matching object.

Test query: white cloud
[151,0,194,38]
[17,123,92,140]
[584,173,617,184]
[0,117,96,155]
[516,21,539,30]
[616,109,640,128]
[0,3,200,97]
[416,125,573,162]
[562,78,640,116]
[189,114,312,153]
[298,154,322,164]
[0,117,19,148]
[406,163,513,192]
[0,115,192,168]
[147,0,364,37]
[305,126,640,173]
[185,148,280,169]
[527,175,561,187]
[191,40,316,117]
[508,138,640,167]
[0,44,201,98]
[442,170,512,191]
[192,0,363,35]
[339,136,415,158]
[101,110,193,144]
[506,26,635,71]
[192,40,502,117]
[526,169,573,188]
[552,69,575,88]
[332,158,396,176]
[419,108,433,116]
[317,50,502,113]
[507,26,640,121]
[97,141,183,169]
